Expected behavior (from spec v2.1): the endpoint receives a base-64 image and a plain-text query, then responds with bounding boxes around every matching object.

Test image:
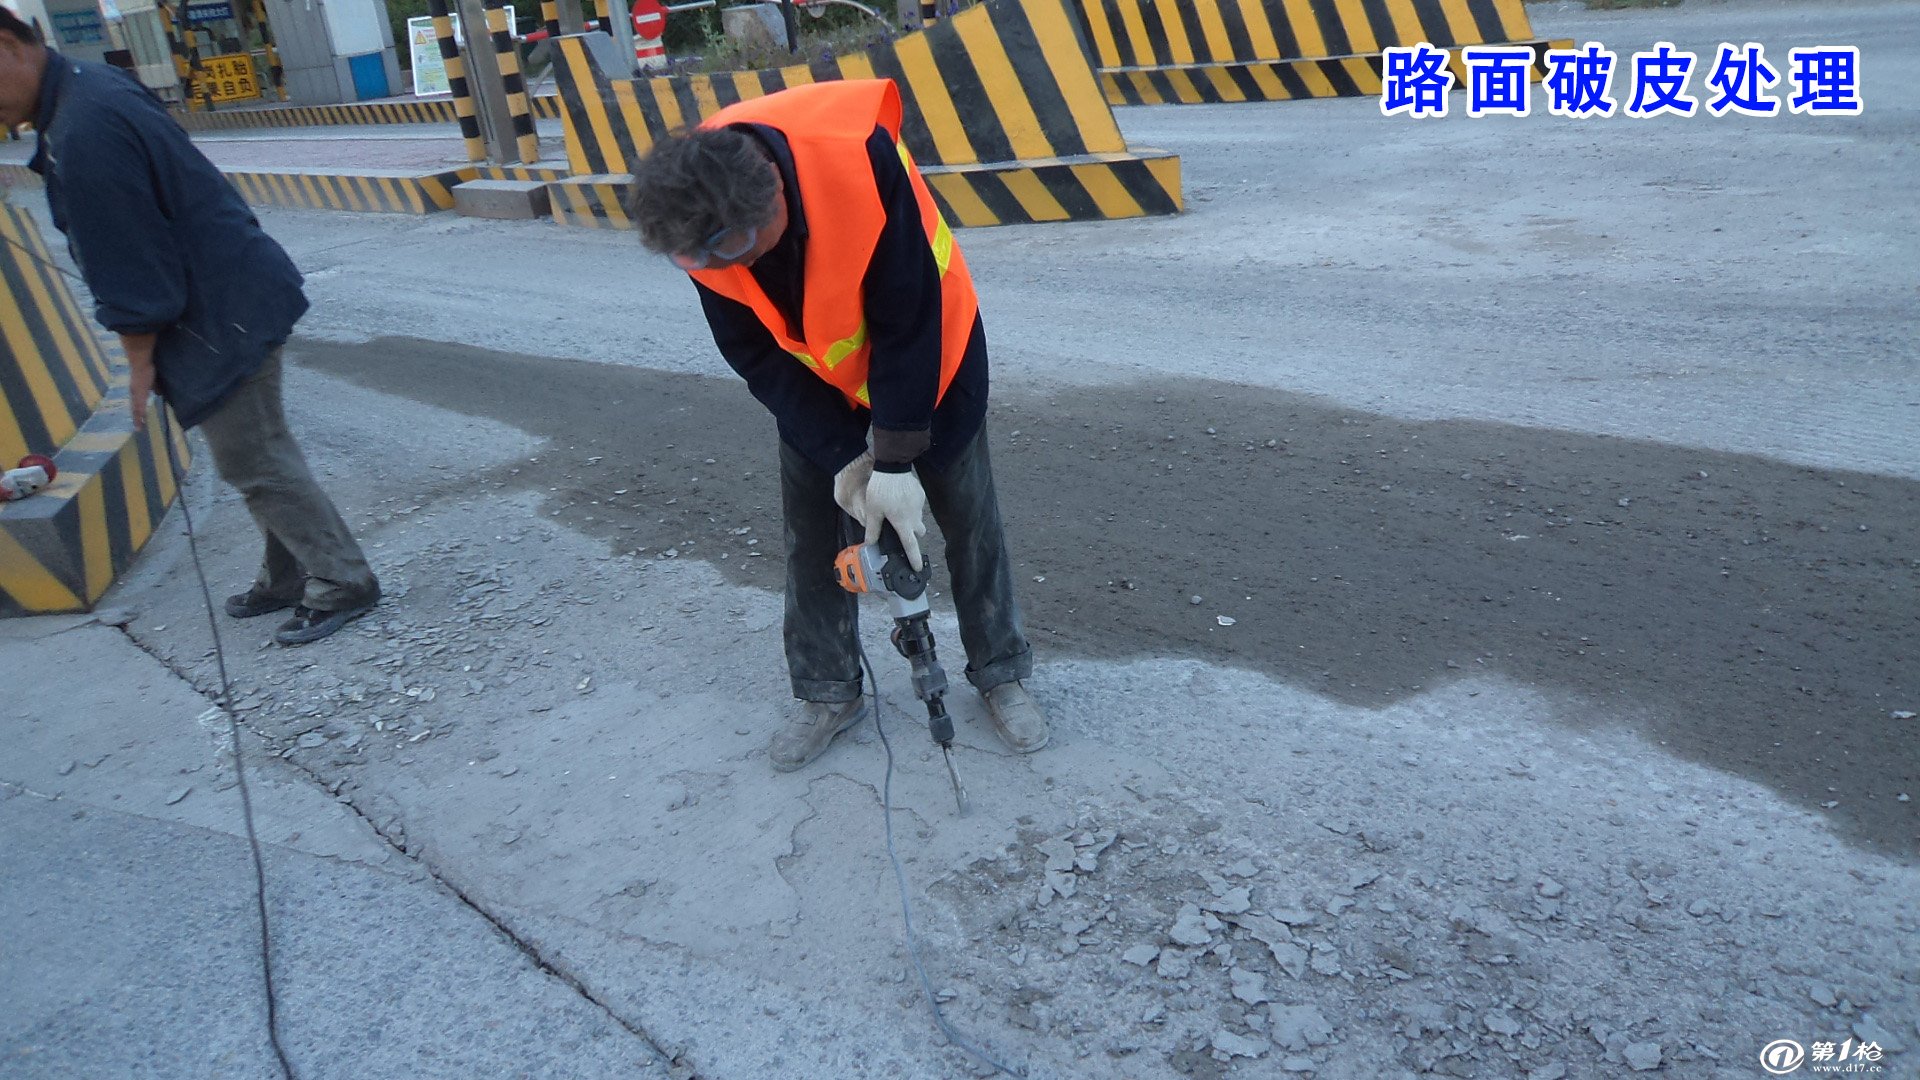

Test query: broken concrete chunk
[1204,886,1253,916]
[1624,1042,1662,1071]
[1309,944,1342,976]
[166,786,191,805]
[1528,1066,1568,1080]
[1170,903,1213,946]
[1269,1004,1333,1051]
[1537,876,1565,899]
[1484,1012,1522,1036]
[1156,949,1193,979]
[1212,1030,1268,1059]
[1121,944,1160,967]
[1268,942,1308,979]
[58,760,77,776]
[297,732,327,749]
[1228,912,1294,947]
[1280,1056,1315,1073]
[1046,870,1077,899]
[1809,981,1839,1008]
[1226,858,1258,879]
[1230,968,1271,1005]
[1039,838,1078,874]
[1271,907,1318,927]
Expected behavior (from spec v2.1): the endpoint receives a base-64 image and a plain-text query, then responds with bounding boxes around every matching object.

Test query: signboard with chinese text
[194,53,262,103]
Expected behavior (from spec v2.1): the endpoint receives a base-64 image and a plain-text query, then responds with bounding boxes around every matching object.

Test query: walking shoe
[224,586,298,619]
[768,696,870,772]
[984,681,1051,753]
[274,595,378,645]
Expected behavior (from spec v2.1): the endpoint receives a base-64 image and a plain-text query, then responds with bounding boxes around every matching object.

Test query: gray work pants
[195,351,378,611]
[780,427,1032,702]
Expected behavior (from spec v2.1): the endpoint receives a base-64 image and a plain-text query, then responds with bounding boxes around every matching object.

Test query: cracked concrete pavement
[4,0,1918,1077]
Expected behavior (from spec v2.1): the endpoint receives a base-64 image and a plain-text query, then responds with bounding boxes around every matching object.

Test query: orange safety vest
[688,80,976,411]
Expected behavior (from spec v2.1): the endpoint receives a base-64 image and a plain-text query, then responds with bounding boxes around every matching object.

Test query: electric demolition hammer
[1,455,56,501]
[835,523,971,815]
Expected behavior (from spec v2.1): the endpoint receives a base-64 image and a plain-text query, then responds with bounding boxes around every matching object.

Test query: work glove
[833,451,873,521]
[864,468,928,571]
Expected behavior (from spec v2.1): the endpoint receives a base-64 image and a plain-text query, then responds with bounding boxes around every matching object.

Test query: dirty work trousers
[781,427,1032,703]
[195,350,379,612]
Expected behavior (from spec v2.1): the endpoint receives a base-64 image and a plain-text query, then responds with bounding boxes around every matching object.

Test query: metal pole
[602,0,636,76]
[555,0,585,34]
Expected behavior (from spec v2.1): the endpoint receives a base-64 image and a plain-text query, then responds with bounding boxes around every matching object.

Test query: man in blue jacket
[0,11,379,643]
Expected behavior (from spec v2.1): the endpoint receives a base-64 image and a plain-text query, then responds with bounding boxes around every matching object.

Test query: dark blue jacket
[29,54,308,428]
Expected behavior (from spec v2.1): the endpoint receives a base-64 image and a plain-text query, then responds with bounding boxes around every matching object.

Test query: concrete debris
[1808,981,1838,1007]
[1203,887,1252,915]
[1212,1030,1268,1058]
[1269,1004,1333,1051]
[1039,838,1078,874]
[1155,949,1193,979]
[165,786,191,805]
[1280,1055,1316,1073]
[1226,859,1258,879]
[57,760,76,775]
[1537,876,1565,899]
[1169,903,1213,946]
[1230,967,1270,1005]
[1120,944,1159,967]
[1309,945,1342,977]
[1623,1041,1663,1071]
[1484,1012,1522,1036]
[1528,1066,1568,1080]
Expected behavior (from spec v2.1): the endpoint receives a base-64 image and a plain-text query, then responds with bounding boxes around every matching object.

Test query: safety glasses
[669,225,758,271]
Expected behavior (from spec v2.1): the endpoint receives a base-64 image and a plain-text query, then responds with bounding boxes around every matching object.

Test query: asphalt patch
[292,335,1920,861]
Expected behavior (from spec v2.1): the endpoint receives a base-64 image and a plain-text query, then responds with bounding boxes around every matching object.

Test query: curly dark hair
[0,7,41,44]
[624,127,779,256]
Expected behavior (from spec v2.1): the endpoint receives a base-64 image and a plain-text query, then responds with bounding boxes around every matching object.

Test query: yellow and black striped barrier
[224,167,474,213]
[0,205,186,617]
[171,94,562,131]
[552,0,1182,228]
[1067,0,1568,104]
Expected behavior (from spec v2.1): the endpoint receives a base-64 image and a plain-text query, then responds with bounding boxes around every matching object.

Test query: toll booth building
[25,0,402,107]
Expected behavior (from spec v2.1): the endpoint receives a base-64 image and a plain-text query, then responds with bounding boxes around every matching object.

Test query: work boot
[274,593,380,646]
[768,696,870,772]
[224,586,299,619]
[983,681,1050,753]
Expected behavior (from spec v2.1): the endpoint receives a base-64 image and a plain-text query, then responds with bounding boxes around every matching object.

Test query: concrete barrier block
[453,179,554,220]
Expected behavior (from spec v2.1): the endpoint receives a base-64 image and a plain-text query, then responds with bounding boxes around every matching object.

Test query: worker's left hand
[833,451,873,521]
[864,469,928,571]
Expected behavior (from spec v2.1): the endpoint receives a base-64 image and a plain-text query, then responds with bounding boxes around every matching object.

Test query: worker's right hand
[863,468,927,571]
[128,357,155,431]
[832,451,873,521]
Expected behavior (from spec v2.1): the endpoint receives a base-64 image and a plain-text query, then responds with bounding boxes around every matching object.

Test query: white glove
[863,468,927,571]
[833,451,873,521]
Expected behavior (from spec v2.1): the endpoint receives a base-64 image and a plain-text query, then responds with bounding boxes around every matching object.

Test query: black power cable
[160,411,299,1080]
[858,640,1026,1079]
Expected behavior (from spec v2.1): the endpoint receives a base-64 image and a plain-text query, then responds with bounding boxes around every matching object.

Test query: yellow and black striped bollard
[485,0,540,164]
[428,0,489,162]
